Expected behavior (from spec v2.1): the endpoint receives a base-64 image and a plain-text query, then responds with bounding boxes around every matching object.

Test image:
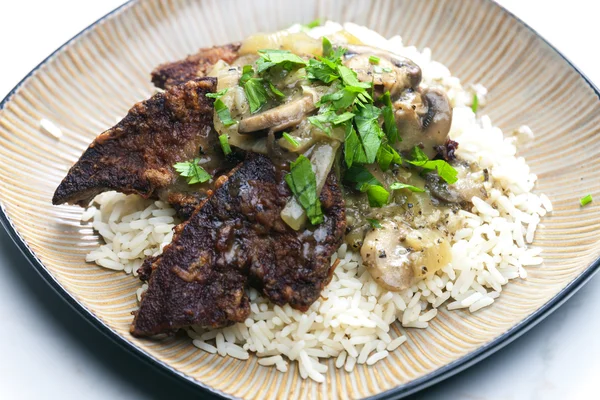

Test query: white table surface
[1,1,599,399]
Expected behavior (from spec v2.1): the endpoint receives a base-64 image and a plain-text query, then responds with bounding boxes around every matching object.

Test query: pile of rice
[82,22,552,382]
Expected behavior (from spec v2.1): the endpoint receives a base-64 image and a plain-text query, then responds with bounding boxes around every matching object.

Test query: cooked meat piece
[132,155,345,337]
[52,78,236,218]
[152,43,241,90]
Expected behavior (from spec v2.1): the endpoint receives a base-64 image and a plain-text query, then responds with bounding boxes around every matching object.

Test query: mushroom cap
[393,87,453,158]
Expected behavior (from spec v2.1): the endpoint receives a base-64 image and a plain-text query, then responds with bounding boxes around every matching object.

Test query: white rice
[81,21,552,381]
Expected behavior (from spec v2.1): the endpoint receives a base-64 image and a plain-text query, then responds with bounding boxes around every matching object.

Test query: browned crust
[131,155,346,337]
[52,78,221,207]
[151,43,241,90]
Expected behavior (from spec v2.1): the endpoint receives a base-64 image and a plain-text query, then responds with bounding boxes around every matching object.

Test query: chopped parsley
[406,147,458,184]
[213,99,236,126]
[376,143,402,172]
[303,19,322,29]
[282,132,300,147]
[369,55,380,64]
[268,81,285,98]
[285,155,323,225]
[239,65,269,113]
[256,49,307,73]
[471,93,479,114]
[380,91,400,144]
[243,77,269,114]
[205,88,229,99]
[173,158,211,185]
[206,89,235,126]
[365,184,390,207]
[219,134,232,155]
[353,104,384,164]
[344,166,390,208]
[580,194,593,206]
[367,218,382,229]
[389,182,425,193]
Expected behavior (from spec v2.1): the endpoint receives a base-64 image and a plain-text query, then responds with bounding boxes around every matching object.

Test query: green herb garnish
[369,56,380,65]
[389,182,425,192]
[472,93,479,114]
[367,218,382,229]
[344,166,390,208]
[240,65,255,86]
[376,143,402,172]
[406,147,458,184]
[174,158,211,185]
[353,104,384,164]
[268,81,285,98]
[580,194,593,206]
[380,91,400,144]
[213,99,236,126]
[219,134,232,155]
[282,132,300,147]
[285,155,323,225]
[205,88,229,99]
[256,49,307,73]
[303,19,322,29]
[243,78,269,114]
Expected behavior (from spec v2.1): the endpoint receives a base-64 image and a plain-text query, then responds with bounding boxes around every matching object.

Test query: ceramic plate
[1,0,599,398]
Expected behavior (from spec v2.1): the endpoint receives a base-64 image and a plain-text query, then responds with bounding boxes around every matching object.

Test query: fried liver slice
[52,78,235,215]
[131,155,345,337]
[151,43,241,90]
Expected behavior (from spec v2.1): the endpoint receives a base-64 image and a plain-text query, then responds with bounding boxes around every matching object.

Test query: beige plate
[1,0,599,398]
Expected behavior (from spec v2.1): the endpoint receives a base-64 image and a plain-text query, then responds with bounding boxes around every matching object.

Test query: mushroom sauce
[207,28,488,292]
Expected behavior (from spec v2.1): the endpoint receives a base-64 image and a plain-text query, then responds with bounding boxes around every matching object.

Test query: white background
[0,1,599,399]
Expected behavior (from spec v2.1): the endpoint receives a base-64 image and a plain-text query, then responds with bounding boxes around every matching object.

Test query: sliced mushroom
[393,88,453,159]
[238,95,316,134]
[361,220,452,292]
[343,45,422,97]
[361,221,414,291]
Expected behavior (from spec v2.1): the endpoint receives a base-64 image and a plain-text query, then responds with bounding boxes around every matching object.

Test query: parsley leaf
[389,182,425,192]
[173,158,211,185]
[219,134,232,155]
[285,155,323,225]
[344,165,381,189]
[344,165,390,207]
[344,123,367,168]
[354,104,384,163]
[282,132,300,147]
[244,78,269,114]
[376,143,402,171]
[580,194,593,206]
[268,81,285,98]
[256,49,307,73]
[367,218,382,229]
[380,91,399,144]
[306,58,339,83]
[213,99,236,126]
[308,109,353,135]
[471,93,479,114]
[317,87,357,109]
[306,37,346,84]
[205,88,229,99]
[406,147,458,184]
[303,19,322,29]
[240,65,255,86]
[337,65,371,89]
[365,184,390,207]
